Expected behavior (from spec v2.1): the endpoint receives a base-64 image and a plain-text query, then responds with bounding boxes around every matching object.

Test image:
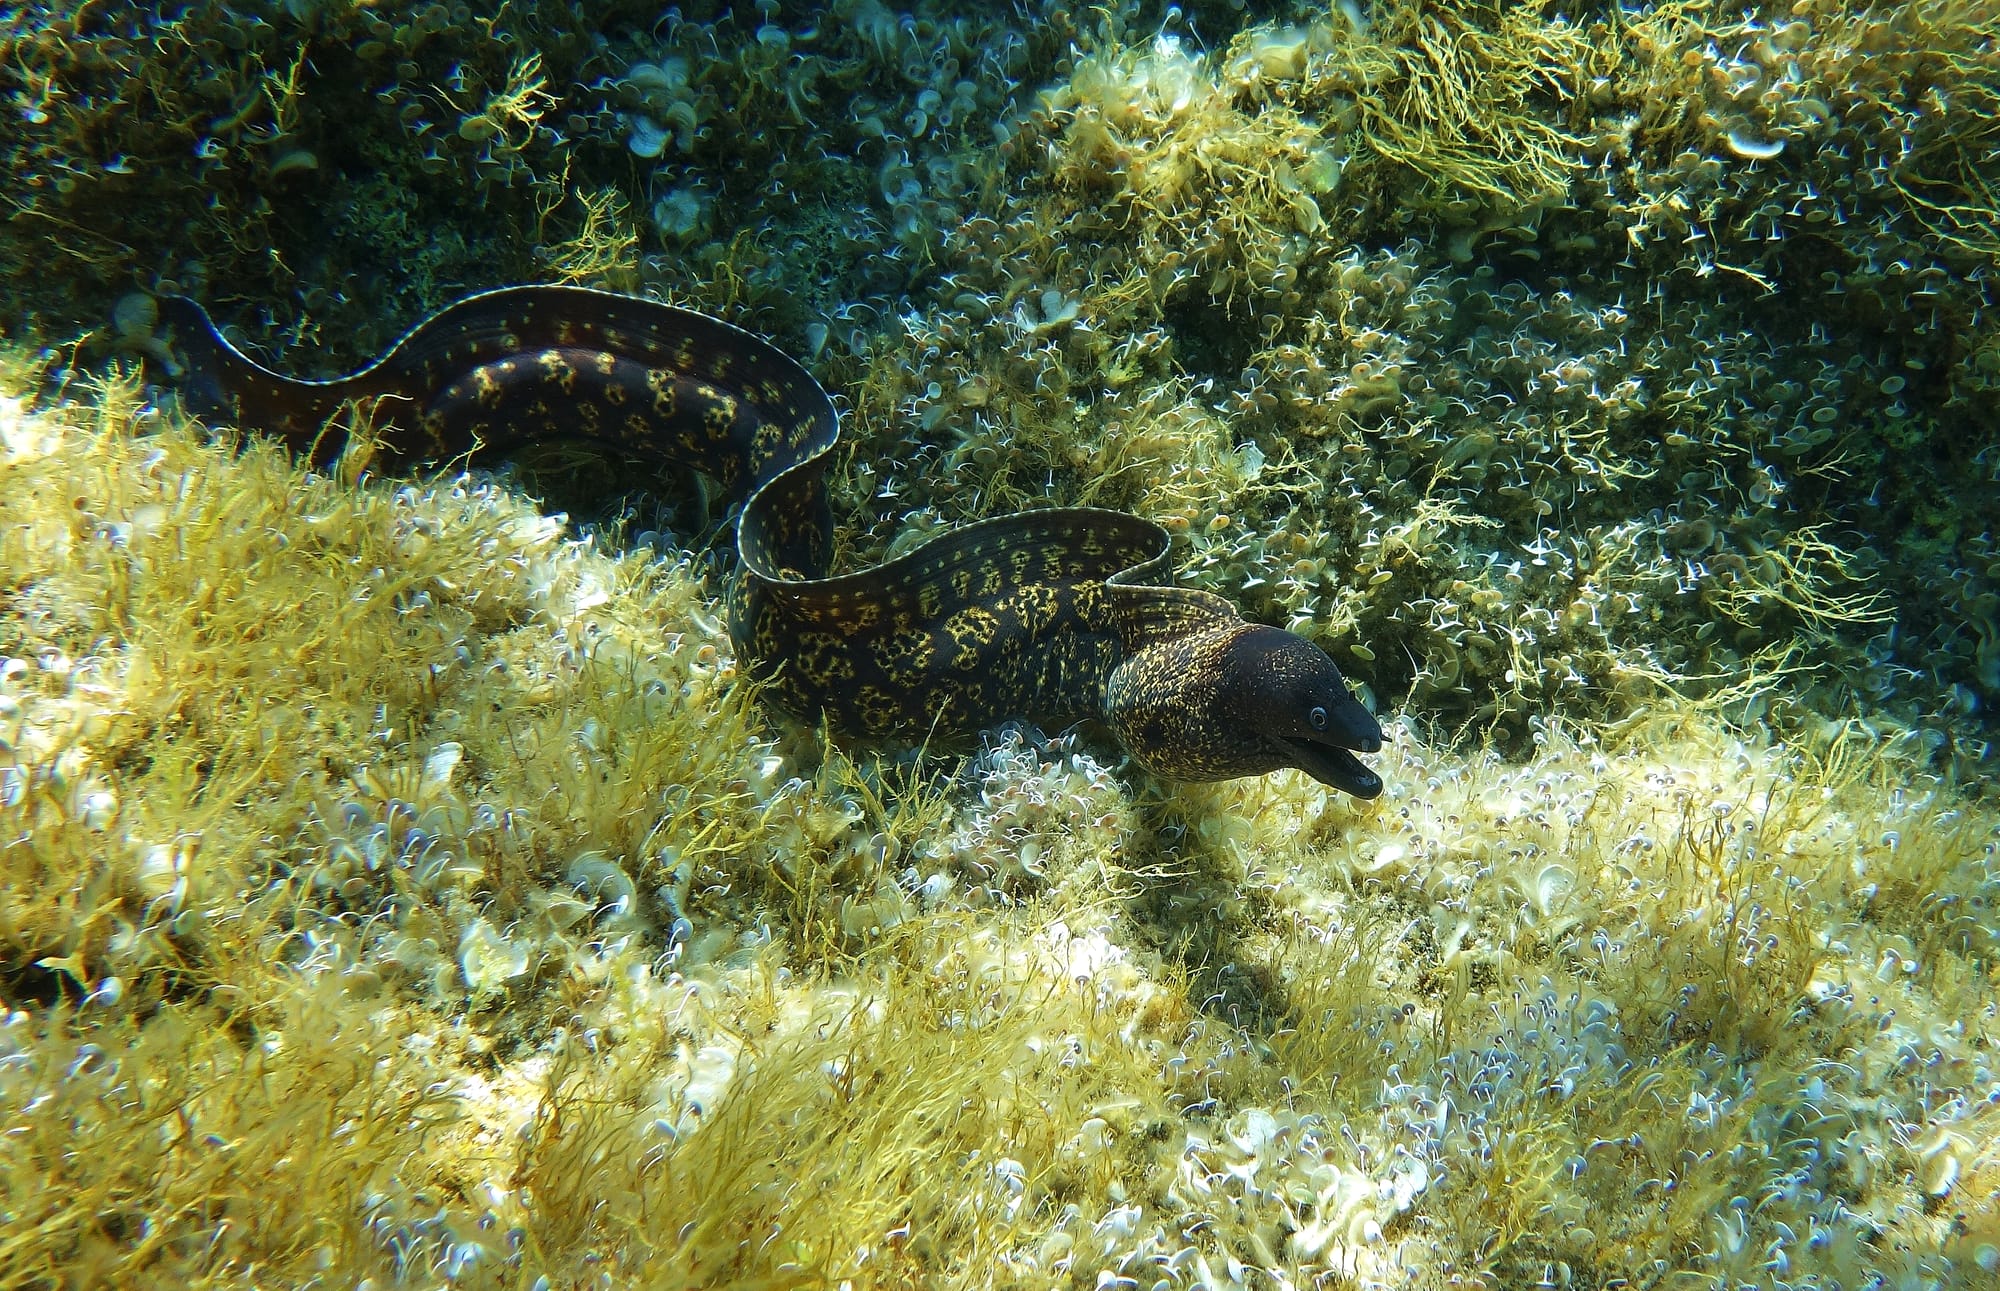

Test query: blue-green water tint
[3,1,1998,1286]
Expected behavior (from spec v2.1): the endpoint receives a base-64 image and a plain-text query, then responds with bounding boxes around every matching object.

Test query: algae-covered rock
[3,0,1999,1286]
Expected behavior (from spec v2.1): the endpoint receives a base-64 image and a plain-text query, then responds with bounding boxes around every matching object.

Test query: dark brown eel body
[156,286,1384,798]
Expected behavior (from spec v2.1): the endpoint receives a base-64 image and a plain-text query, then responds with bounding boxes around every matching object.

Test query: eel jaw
[1269,730,1385,800]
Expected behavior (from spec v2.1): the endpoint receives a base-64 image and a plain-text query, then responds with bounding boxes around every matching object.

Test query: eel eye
[1308,705,1329,732]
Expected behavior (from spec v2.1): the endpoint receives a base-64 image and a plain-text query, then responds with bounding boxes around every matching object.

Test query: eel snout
[1230,625,1385,800]
[1267,691,1384,800]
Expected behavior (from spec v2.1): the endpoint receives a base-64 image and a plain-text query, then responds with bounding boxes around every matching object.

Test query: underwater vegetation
[6,0,1998,750]
[1,0,1998,1287]
[3,365,1998,1288]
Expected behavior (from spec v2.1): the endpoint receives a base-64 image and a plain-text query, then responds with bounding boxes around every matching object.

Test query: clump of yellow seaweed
[2,358,1995,1287]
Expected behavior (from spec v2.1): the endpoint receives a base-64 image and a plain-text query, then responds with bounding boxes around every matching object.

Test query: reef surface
[1,2,1996,1287]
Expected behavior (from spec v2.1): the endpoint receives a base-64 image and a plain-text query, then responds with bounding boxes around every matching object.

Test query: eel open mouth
[1273,733,1384,799]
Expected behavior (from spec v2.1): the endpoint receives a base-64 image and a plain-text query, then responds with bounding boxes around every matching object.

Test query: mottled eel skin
[157,286,1385,798]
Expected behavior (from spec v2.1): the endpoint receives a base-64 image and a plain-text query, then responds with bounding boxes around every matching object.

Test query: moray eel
[155,286,1385,798]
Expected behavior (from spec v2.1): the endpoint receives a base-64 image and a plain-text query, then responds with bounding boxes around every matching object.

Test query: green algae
[3,0,2000,1286]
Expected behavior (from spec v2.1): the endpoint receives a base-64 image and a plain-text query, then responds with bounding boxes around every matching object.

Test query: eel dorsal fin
[1105,583,1240,651]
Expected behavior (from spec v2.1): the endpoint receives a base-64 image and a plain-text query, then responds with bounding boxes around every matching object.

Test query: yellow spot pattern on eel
[154,285,1387,797]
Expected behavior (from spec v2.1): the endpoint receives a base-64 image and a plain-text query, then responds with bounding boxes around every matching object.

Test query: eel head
[1105,622,1385,799]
